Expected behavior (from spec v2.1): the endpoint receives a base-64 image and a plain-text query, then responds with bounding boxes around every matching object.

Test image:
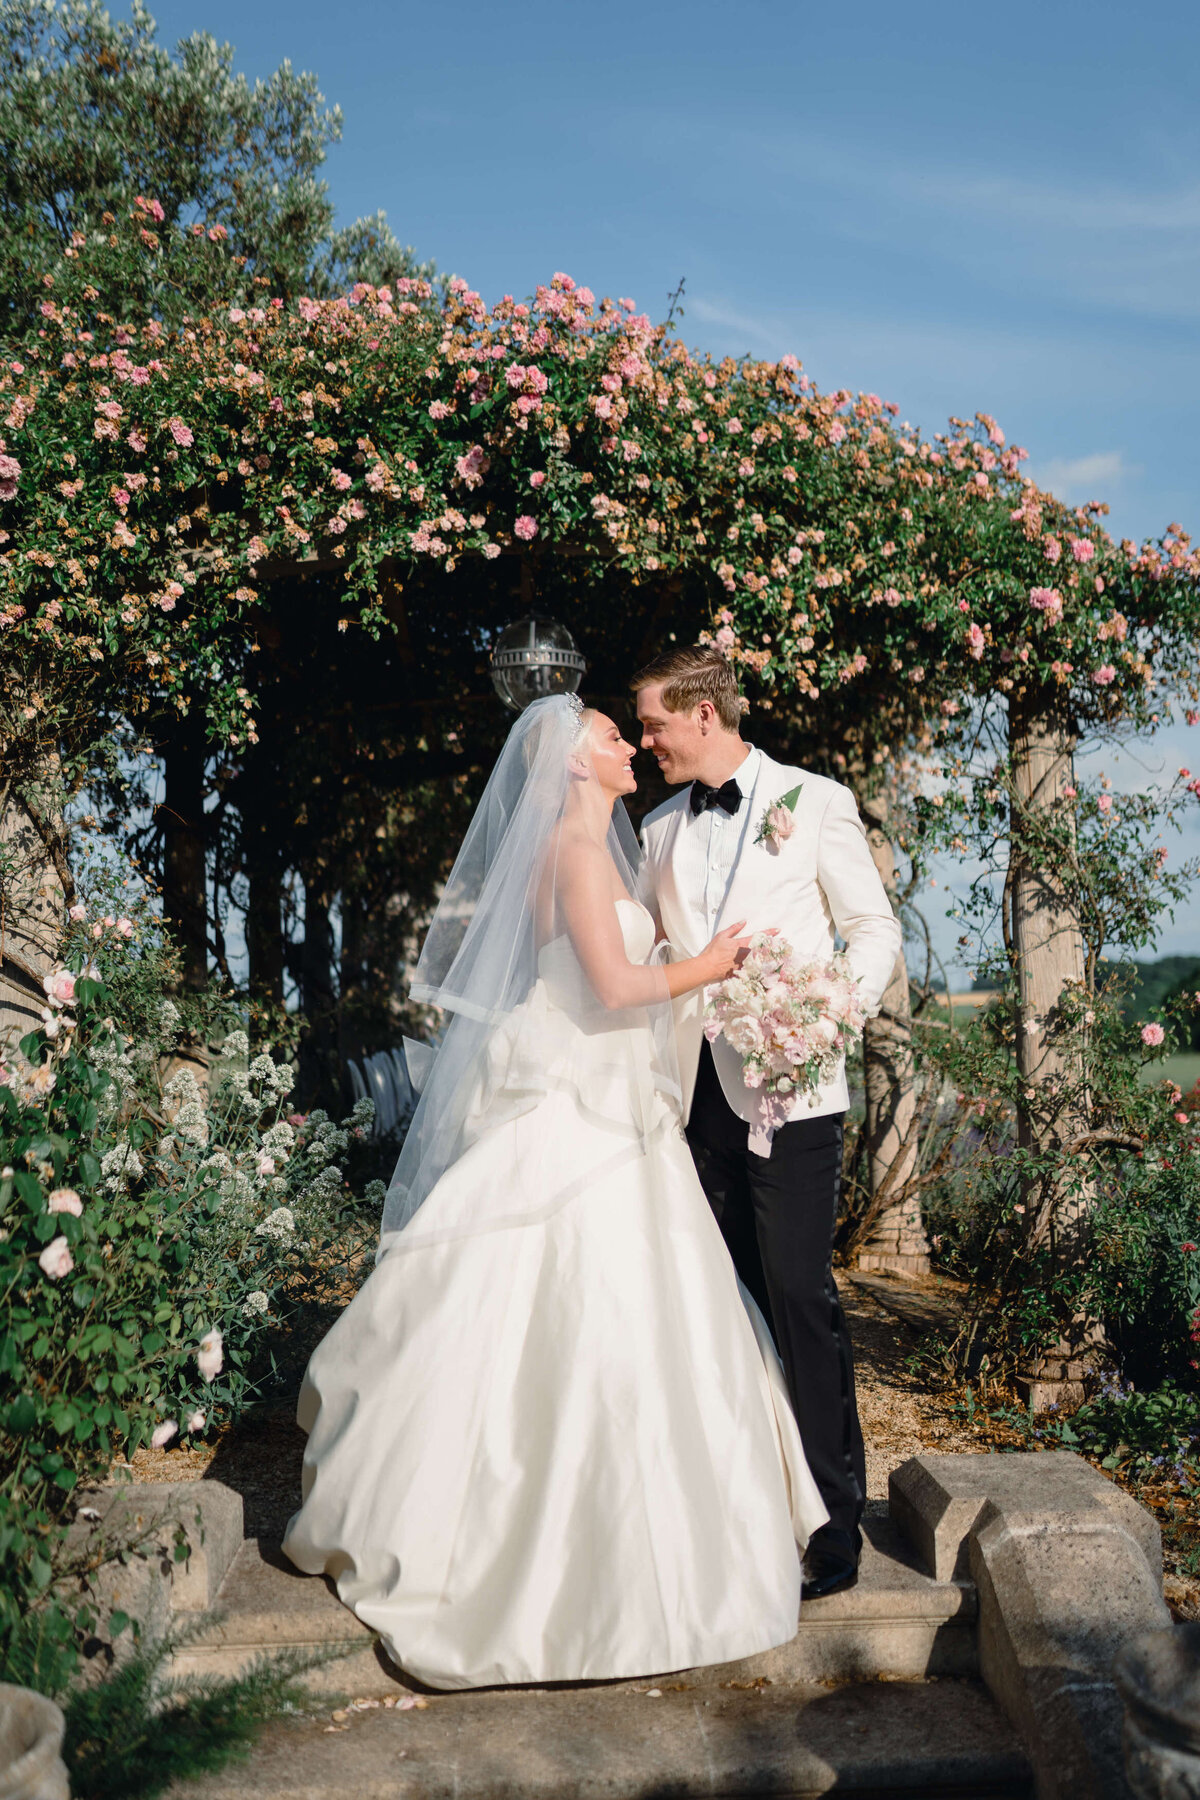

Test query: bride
[282,694,827,1689]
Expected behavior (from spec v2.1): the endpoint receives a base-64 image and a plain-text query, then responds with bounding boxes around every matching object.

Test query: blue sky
[124,0,1200,967]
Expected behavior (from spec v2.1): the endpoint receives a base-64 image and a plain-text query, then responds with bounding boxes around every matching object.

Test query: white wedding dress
[282,899,827,1690]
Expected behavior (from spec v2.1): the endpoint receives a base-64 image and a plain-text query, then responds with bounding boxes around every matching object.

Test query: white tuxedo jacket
[639,749,902,1126]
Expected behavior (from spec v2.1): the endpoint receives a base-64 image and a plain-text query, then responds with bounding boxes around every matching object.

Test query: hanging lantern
[489,615,587,712]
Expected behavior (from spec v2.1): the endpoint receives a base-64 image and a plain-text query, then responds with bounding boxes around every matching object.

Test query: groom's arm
[816,786,902,1015]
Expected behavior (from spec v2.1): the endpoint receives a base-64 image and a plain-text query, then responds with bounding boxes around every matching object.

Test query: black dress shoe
[801,1543,859,1601]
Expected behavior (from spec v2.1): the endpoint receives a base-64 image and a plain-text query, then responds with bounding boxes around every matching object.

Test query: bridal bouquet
[704,934,867,1127]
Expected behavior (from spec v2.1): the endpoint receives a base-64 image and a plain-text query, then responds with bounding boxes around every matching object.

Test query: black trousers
[685,1040,866,1547]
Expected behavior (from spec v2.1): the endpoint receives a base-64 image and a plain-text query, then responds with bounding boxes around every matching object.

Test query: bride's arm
[556,840,747,1010]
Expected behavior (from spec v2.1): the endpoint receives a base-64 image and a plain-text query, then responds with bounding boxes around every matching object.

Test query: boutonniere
[754,783,803,851]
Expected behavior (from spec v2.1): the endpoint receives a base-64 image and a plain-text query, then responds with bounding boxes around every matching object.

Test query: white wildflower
[255,1206,296,1243]
[174,1100,209,1147]
[261,1121,295,1159]
[221,1029,249,1059]
[101,1142,143,1191]
[163,1066,203,1107]
[241,1289,270,1319]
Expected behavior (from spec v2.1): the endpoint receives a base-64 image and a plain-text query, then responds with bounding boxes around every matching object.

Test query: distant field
[922,998,1200,1095]
[1141,1052,1200,1094]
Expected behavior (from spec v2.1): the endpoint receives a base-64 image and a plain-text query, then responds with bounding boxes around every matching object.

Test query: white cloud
[1027,451,1131,506]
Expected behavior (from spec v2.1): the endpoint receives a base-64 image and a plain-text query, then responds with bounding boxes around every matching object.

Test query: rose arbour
[3,205,1199,814]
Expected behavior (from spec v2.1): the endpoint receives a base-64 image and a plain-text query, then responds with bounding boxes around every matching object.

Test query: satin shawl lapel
[714,753,790,931]
[651,797,697,944]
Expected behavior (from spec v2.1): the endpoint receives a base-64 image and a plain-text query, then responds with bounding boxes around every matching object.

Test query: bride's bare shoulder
[553,823,609,878]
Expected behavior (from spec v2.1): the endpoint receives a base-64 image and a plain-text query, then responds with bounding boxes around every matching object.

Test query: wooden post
[1008,688,1095,1404]
[156,716,210,1090]
[246,862,285,1012]
[855,791,930,1277]
[298,875,337,1107]
[158,717,209,995]
[0,762,67,1052]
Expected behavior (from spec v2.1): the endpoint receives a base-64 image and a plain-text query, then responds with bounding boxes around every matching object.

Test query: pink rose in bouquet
[704,933,867,1140]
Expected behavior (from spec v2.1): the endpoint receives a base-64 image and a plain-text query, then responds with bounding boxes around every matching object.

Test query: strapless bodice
[536,897,656,992]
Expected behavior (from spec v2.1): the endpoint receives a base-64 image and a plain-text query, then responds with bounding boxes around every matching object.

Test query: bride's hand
[699,921,752,984]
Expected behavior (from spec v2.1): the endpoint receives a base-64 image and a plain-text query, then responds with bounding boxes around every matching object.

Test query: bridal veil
[380,695,680,1253]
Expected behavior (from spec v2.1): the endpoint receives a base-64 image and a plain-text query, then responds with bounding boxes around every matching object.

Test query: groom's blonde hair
[629,645,744,732]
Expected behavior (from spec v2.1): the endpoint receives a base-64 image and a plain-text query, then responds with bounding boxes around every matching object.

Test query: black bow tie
[690,778,743,817]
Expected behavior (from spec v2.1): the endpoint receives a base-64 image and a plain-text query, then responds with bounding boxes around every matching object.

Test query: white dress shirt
[678,747,761,936]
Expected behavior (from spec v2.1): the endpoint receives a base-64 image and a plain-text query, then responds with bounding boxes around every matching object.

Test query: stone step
[167,1675,1033,1799]
[168,1509,976,1698]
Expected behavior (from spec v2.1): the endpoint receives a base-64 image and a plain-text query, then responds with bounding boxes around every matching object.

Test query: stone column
[0,1684,69,1800]
[856,790,930,1277]
[1115,1624,1200,1799]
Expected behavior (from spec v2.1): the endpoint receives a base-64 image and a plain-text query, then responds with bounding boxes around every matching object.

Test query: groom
[632,645,901,1600]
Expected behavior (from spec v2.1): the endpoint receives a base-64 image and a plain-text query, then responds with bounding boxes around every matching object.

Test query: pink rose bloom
[529,471,545,488]
[69,904,86,922]
[1069,538,1095,563]
[505,365,527,390]
[38,1236,73,1280]
[127,429,147,453]
[1098,794,1113,813]
[330,470,352,491]
[1029,586,1064,623]
[0,453,21,501]
[42,969,76,1007]
[186,1410,207,1434]
[428,401,452,420]
[455,445,489,487]
[151,1420,178,1449]
[196,1327,224,1382]
[1141,1023,1166,1047]
[966,622,986,659]
[1092,665,1116,686]
[513,515,538,542]
[1043,536,1062,564]
[765,804,796,841]
[168,418,193,447]
[257,1153,276,1177]
[116,917,133,938]
[48,1188,82,1216]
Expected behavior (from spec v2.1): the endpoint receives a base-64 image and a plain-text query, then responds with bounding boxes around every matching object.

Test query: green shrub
[0,892,378,1681]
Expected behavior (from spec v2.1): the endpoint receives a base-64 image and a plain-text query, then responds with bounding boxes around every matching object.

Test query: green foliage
[62,1616,347,1799]
[0,0,435,331]
[1114,955,1200,1052]
[0,886,375,1682]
